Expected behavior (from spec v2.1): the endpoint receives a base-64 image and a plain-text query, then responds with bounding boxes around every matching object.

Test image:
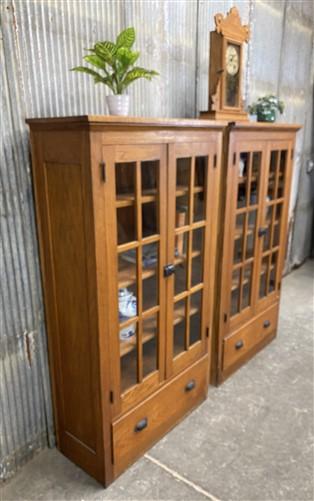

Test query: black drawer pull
[263,320,271,328]
[185,380,196,392]
[164,264,175,277]
[235,340,244,350]
[258,227,268,237]
[134,418,148,432]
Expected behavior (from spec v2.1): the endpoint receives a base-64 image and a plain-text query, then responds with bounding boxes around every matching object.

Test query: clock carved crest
[200,6,250,122]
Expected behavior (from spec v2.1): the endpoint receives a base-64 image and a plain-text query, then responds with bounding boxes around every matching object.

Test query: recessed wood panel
[45,162,96,451]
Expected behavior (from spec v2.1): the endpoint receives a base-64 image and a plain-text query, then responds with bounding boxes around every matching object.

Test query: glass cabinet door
[228,147,264,328]
[167,143,214,375]
[256,147,289,305]
[109,144,167,409]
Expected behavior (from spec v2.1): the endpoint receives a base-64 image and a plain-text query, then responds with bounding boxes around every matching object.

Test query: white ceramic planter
[106,94,129,116]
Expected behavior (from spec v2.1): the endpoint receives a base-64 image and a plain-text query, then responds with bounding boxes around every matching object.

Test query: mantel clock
[201,7,250,121]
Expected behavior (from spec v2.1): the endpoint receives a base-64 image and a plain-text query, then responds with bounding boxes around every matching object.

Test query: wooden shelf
[238,175,257,184]
[116,189,157,208]
[120,316,157,357]
[234,224,255,240]
[231,264,275,292]
[174,250,201,265]
[118,262,156,288]
[173,305,199,326]
[176,185,204,197]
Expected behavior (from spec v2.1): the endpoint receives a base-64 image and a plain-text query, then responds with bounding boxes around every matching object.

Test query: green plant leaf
[116,47,140,67]
[121,67,159,90]
[70,66,115,90]
[116,27,135,49]
[94,43,116,66]
[83,54,106,70]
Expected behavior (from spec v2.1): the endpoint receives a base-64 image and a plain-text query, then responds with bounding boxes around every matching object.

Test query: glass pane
[263,214,272,252]
[194,156,207,222]
[234,214,245,264]
[142,201,158,237]
[250,152,261,205]
[269,252,278,293]
[242,264,252,310]
[118,283,137,322]
[192,227,204,253]
[194,193,205,222]
[142,242,158,311]
[173,299,186,357]
[116,162,136,198]
[225,43,240,106]
[231,268,240,316]
[259,257,269,298]
[117,206,136,245]
[176,202,188,230]
[141,160,158,194]
[175,232,188,295]
[277,151,286,198]
[273,204,282,247]
[191,253,203,287]
[238,152,249,179]
[267,151,278,201]
[192,227,204,287]
[246,210,257,259]
[176,157,191,222]
[118,250,137,289]
[120,323,137,393]
[143,314,158,378]
[190,290,202,346]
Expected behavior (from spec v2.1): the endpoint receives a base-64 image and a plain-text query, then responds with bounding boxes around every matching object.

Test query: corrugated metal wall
[1,0,313,481]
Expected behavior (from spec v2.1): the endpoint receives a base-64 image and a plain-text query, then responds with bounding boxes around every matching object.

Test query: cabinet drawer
[112,356,208,477]
[223,303,279,371]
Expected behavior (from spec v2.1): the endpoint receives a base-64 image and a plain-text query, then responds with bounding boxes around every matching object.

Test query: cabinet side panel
[45,162,96,450]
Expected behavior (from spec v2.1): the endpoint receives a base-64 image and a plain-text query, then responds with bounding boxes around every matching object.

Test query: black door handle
[258,227,268,237]
[164,264,175,277]
[263,320,271,328]
[235,340,244,350]
[185,380,196,392]
[134,417,148,432]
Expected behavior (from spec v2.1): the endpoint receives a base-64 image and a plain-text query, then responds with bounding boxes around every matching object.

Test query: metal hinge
[100,161,106,182]
[291,149,294,160]
[213,154,217,168]
[206,326,210,338]
[278,281,281,291]
[233,153,236,165]
[223,313,228,323]
[109,390,114,403]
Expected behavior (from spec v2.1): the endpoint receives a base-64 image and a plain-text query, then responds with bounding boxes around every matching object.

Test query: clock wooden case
[26,115,223,486]
[211,122,301,384]
[201,7,250,122]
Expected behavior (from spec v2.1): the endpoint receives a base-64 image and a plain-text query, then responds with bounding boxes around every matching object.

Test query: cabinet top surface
[26,115,226,129]
[25,115,301,132]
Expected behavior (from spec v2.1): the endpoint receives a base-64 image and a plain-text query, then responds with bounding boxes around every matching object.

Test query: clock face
[226,45,239,75]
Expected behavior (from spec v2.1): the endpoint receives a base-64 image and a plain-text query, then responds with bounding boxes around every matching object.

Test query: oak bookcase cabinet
[212,122,300,385]
[27,116,224,486]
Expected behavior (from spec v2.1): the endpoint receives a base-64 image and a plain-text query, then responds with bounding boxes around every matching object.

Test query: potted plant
[248,95,285,122]
[71,27,159,116]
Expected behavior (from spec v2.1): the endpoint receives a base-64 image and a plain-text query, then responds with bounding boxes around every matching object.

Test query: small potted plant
[248,95,285,122]
[71,27,159,116]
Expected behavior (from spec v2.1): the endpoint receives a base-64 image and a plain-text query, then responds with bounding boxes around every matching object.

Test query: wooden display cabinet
[26,116,223,486]
[212,122,301,384]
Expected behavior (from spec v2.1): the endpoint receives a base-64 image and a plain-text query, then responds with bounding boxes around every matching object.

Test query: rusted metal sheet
[0,0,313,480]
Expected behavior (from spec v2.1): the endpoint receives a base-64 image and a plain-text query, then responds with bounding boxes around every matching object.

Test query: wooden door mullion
[135,161,143,384]
[186,156,195,349]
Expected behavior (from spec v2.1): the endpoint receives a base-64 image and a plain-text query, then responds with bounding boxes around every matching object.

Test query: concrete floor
[2,260,314,501]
